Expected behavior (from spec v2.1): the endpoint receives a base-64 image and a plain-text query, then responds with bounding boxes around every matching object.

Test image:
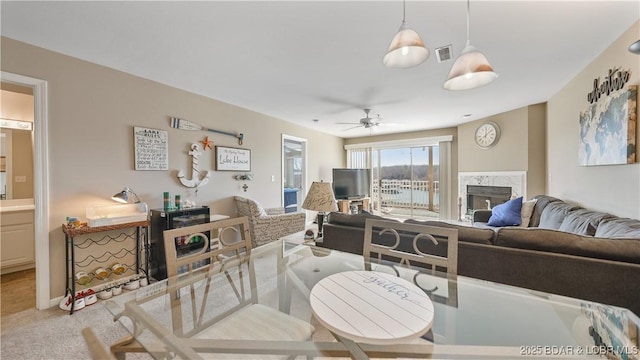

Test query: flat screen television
[332,168,372,200]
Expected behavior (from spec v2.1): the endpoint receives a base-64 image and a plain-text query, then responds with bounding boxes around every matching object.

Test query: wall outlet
[15,175,27,183]
[271,175,275,182]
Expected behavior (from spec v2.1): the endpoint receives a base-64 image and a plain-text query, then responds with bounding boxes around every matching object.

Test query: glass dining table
[105,239,639,359]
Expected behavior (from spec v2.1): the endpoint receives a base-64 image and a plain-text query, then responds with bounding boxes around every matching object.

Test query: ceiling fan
[337,109,386,131]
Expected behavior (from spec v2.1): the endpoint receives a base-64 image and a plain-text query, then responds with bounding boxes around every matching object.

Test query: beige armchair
[233,196,306,247]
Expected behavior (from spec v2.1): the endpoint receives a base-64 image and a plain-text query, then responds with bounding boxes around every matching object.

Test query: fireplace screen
[466,185,512,214]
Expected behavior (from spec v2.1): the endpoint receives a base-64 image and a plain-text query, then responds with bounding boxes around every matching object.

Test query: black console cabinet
[149,206,210,280]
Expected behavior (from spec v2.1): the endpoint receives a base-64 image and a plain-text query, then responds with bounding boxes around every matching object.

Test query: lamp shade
[383,24,429,68]
[629,40,640,55]
[302,182,338,213]
[112,191,129,203]
[111,187,141,204]
[443,44,498,91]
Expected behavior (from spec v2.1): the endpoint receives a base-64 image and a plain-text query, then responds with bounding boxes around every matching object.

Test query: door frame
[281,134,307,211]
[1,71,50,310]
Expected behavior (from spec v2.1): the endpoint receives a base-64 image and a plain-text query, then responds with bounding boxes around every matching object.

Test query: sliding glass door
[372,145,439,219]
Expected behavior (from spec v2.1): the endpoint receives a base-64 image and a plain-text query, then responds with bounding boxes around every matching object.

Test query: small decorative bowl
[112,285,123,296]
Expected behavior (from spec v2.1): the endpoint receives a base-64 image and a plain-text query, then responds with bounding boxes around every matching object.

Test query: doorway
[1,71,50,310]
[281,135,307,214]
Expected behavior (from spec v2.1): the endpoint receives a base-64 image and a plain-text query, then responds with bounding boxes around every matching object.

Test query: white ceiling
[2,1,639,138]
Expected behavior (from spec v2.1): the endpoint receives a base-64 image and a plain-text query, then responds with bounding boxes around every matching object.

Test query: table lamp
[302,181,338,239]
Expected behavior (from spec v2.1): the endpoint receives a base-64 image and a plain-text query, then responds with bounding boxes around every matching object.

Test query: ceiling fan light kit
[337,108,389,133]
[444,0,498,91]
[383,0,429,69]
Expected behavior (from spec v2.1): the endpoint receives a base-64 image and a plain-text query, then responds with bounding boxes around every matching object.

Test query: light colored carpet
[1,290,151,360]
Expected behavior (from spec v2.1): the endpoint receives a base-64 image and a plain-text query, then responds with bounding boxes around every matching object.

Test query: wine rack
[62,220,149,314]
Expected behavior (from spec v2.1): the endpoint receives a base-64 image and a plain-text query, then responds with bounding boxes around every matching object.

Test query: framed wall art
[134,127,169,170]
[579,68,637,166]
[215,146,251,171]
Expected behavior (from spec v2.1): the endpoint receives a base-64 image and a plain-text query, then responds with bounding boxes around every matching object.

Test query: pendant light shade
[443,44,497,90]
[383,0,429,69]
[444,0,497,90]
[629,40,640,55]
[383,23,429,68]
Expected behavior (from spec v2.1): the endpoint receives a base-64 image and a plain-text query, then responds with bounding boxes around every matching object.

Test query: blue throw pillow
[487,197,523,227]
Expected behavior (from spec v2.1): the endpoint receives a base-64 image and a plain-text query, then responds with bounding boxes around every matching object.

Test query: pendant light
[383,0,429,68]
[443,0,497,90]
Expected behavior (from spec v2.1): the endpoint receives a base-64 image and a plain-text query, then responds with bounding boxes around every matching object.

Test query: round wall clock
[474,122,501,149]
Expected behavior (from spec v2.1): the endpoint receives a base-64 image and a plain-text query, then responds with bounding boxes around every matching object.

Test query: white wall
[547,21,640,218]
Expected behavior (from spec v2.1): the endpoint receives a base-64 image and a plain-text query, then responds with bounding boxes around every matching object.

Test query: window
[345,136,453,219]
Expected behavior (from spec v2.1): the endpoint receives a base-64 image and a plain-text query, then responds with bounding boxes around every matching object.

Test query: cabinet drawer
[1,222,35,268]
[0,210,34,226]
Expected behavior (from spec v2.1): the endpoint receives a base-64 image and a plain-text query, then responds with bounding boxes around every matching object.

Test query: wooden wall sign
[134,127,168,170]
[215,146,251,171]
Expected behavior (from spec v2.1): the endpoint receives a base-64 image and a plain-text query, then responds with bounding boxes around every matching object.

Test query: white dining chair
[162,216,315,359]
[363,218,459,276]
[363,218,459,344]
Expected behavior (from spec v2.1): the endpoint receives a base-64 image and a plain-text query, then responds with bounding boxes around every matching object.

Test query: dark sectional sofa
[320,195,640,315]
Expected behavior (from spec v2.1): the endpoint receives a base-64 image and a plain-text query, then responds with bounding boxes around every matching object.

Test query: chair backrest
[363,218,459,276]
[163,216,253,278]
[234,196,267,221]
[163,216,256,337]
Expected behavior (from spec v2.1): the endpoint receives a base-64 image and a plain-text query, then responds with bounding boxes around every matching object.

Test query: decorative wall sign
[215,146,251,171]
[579,77,637,166]
[134,127,168,170]
[177,143,211,188]
[586,68,631,104]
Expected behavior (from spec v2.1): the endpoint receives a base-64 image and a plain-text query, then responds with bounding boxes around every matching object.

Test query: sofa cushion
[495,228,640,264]
[538,202,580,230]
[558,209,612,236]
[488,197,523,227]
[529,195,563,228]
[404,220,496,245]
[595,218,640,239]
[326,212,398,228]
[520,199,537,228]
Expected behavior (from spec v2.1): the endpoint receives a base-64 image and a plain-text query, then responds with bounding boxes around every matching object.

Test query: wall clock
[474,122,501,149]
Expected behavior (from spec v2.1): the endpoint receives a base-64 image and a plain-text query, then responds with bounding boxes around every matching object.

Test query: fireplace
[466,185,512,214]
[458,171,526,220]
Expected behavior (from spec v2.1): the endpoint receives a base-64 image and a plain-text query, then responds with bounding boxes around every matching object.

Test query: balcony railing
[371,179,439,218]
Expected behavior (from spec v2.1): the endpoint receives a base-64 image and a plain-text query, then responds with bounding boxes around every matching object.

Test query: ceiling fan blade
[342,125,364,131]
[335,122,361,125]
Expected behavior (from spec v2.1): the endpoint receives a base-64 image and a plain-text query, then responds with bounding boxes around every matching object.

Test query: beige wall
[1,37,345,300]
[547,21,640,219]
[458,103,547,198]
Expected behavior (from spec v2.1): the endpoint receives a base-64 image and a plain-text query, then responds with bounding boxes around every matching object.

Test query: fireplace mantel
[458,171,527,218]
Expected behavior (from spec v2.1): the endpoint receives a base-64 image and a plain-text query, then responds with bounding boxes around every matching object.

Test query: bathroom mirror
[1,84,34,201]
